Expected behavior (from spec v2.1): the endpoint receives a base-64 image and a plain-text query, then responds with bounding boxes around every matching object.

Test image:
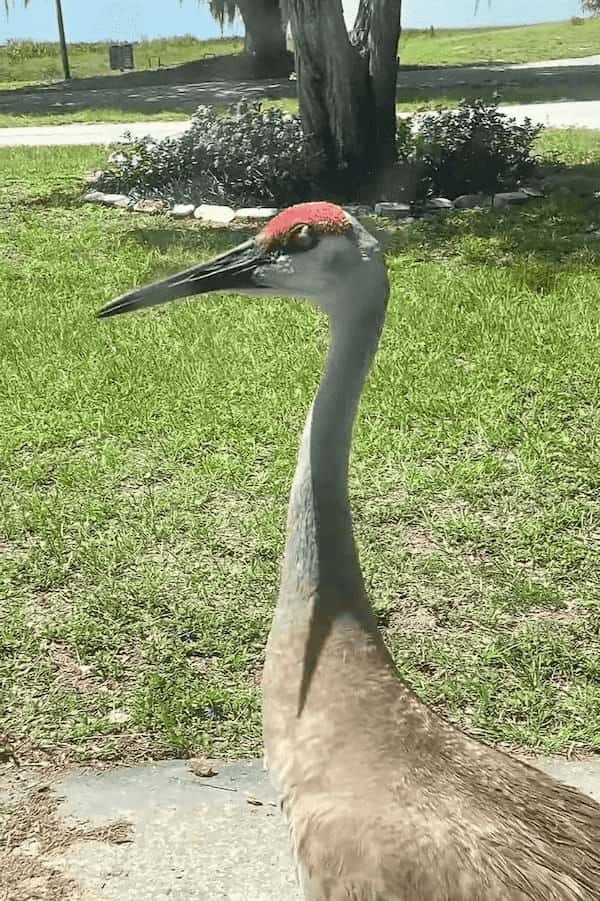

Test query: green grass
[0,35,243,86]
[400,17,600,66]
[1,132,600,764]
[0,109,189,128]
[1,18,599,90]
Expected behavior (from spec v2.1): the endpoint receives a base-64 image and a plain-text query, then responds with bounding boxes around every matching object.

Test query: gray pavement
[1,99,600,147]
[36,755,600,900]
[1,52,600,125]
[0,120,190,146]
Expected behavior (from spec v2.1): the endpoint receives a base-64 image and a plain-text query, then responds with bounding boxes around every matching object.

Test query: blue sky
[1,0,586,44]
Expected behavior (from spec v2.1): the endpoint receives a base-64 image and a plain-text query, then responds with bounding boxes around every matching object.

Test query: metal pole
[54,0,71,80]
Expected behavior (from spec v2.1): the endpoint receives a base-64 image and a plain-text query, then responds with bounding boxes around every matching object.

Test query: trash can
[109,43,135,71]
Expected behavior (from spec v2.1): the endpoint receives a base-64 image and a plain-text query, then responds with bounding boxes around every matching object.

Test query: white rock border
[83,189,548,224]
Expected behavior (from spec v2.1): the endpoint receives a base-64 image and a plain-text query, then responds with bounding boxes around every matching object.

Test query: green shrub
[412,98,542,198]
[95,101,323,207]
[93,98,542,207]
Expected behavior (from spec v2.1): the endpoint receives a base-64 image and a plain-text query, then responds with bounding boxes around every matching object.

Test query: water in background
[1,0,588,44]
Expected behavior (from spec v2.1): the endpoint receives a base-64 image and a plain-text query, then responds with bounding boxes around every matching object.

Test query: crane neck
[280,302,385,619]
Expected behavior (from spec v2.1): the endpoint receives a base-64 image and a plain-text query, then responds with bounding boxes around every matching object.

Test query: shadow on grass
[383,186,600,279]
[0,79,294,120]
[2,57,600,122]
[115,192,600,302]
[126,225,255,256]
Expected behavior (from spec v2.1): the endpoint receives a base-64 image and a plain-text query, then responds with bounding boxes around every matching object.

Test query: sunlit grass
[0,35,243,86]
[0,109,189,128]
[400,18,600,66]
[2,18,599,91]
[1,133,599,764]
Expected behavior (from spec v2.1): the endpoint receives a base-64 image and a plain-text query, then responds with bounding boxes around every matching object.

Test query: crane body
[99,202,600,900]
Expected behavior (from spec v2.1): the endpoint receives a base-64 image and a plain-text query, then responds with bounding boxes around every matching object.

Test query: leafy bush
[95,101,323,207]
[411,98,542,198]
[93,98,542,208]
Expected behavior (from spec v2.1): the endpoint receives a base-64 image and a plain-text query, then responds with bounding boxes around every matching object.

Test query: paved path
[2,99,600,147]
[19,755,596,899]
[1,53,600,121]
[0,120,190,146]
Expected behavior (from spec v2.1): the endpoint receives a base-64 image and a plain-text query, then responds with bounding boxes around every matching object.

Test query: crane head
[97,201,388,321]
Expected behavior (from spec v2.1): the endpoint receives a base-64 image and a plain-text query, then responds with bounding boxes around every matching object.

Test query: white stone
[454,193,492,209]
[194,204,236,224]
[112,195,135,209]
[84,191,106,203]
[100,193,133,208]
[519,185,544,198]
[343,204,374,218]
[492,191,532,208]
[170,203,196,219]
[426,197,454,210]
[374,201,412,220]
[233,207,279,221]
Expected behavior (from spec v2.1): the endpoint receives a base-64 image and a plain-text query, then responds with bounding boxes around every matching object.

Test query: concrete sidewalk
[21,755,599,900]
[2,99,600,147]
[0,120,190,146]
[1,53,600,126]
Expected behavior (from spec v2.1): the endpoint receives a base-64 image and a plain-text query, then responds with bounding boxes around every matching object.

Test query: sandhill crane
[99,201,600,899]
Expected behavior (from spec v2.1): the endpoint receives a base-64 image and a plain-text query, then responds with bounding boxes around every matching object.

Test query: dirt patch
[385,605,439,636]
[518,606,586,626]
[47,643,109,696]
[0,764,132,901]
[0,538,30,561]
[405,526,438,556]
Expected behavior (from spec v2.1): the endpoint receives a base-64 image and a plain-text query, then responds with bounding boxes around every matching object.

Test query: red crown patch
[261,202,350,243]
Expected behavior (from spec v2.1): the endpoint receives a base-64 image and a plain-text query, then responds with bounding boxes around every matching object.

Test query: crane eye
[287,224,317,251]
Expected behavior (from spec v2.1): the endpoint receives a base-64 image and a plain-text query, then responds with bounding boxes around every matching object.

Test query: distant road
[1,54,600,120]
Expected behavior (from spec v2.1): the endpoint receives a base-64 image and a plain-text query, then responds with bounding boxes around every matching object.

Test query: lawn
[1,131,600,765]
[0,109,189,128]
[400,17,600,66]
[0,35,243,86]
[1,18,599,90]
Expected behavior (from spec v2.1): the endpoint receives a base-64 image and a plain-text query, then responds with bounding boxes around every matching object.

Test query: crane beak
[96,239,271,319]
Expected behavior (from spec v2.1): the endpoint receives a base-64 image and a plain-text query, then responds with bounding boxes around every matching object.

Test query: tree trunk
[236,0,293,77]
[287,0,401,181]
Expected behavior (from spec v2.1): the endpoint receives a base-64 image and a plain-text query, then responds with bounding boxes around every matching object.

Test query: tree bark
[236,0,293,76]
[288,0,401,180]
[361,0,402,168]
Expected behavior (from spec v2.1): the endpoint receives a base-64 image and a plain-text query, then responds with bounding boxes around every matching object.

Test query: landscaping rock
[343,205,375,218]
[374,202,412,220]
[170,204,196,219]
[194,204,236,224]
[83,191,106,204]
[454,193,492,210]
[95,193,134,208]
[492,191,532,208]
[112,196,135,210]
[519,185,544,198]
[233,208,279,221]
[426,197,454,211]
[132,198,167,214]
